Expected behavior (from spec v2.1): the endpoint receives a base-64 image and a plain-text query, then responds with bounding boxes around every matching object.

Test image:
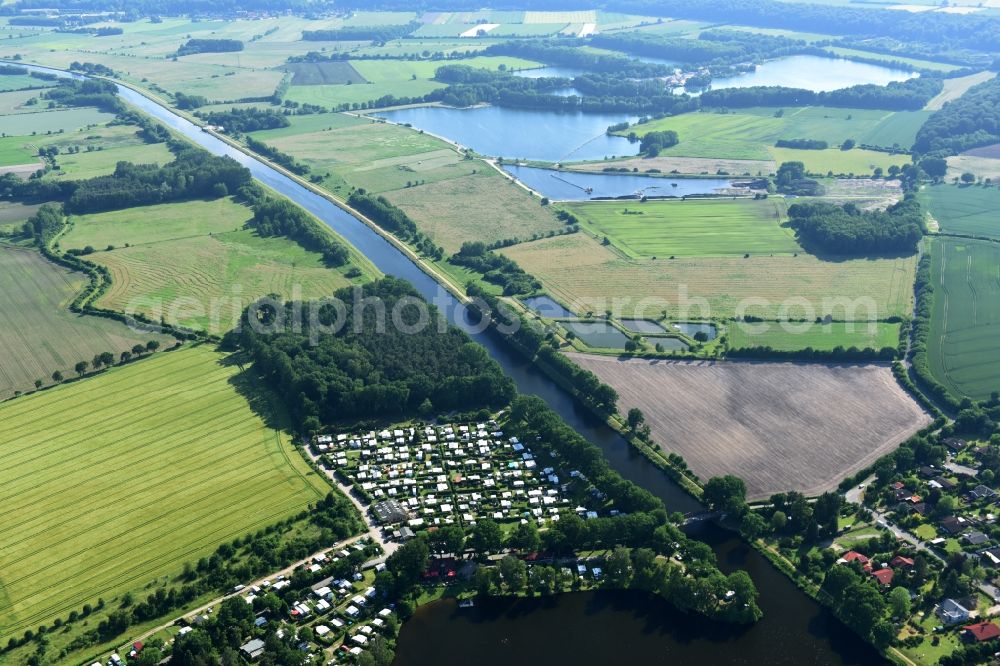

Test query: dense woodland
[913,77,1000,157]
[787,198,926,255]
[590,30,818,67]
[450,242,540,296]
[229,278,516,429]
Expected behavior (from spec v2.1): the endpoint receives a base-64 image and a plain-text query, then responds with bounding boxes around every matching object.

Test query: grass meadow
[928,237,1000,400]
[0,345,330,639]
[562,198,797,258]
[918,184,1000,239]
[0,244,172,399]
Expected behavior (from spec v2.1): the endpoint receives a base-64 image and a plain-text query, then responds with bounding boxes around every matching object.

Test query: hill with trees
[913,76,1000,157]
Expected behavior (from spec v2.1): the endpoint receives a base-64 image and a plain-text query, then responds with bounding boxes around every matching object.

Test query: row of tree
[197,107,291,133]
[176,38,243,56]
[450,242,540,296]
[700,76,943,112]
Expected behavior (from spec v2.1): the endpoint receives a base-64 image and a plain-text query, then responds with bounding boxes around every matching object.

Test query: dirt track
[567,354,932,500]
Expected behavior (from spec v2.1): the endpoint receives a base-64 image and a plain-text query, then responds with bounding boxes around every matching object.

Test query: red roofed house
[963,621,1000,643]
[891,555,915,569]
[840,551,869,565]
[872,568,894,586]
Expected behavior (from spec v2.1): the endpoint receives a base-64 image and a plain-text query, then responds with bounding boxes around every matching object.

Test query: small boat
[671,182,678,187]
[458,598,475,608]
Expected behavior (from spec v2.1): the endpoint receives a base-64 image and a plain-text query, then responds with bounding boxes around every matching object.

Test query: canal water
[16,62,885,664]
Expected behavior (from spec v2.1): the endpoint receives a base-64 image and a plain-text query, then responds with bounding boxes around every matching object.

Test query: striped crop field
[0,345,330,640]
[928,237,1000,400]
[0,244,173,400]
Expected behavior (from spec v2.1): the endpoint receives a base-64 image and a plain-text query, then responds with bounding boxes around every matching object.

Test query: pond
[647,335,690,351]
[502,165,733,201]
[521,295,575,318]
[710,55,917,93]
[561,320,630,348]
[671,321,719,340]
[619,318,667,334]
[376,106,639,162]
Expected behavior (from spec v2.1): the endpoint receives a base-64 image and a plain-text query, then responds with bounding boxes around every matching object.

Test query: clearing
[567,353,931,500]
[0,244,172,400]
[928,237,1000,401]
[0,345,330,638]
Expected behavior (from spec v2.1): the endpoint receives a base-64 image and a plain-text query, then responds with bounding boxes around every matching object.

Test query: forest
[787,198,926,255]
[228,278,517,430]
[590,30,818,67]
[913,77,1000,157]
[176,38,244,56]
[302,23,420,42]
[450,242,541,296]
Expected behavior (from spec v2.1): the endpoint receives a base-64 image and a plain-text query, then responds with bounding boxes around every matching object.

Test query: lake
[512,65,586,79]
[394,524,886,666]
[503,165,734,200]
[710,55,917,93]
[376,106,638,162]
[619,318,667,334]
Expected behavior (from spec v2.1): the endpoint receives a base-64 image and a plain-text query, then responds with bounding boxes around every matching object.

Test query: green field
[728,320,901,351]
[63,198,373,333]
[562,198,797,258]
[918,184,1000,239]
[0,107,115,137]
[63,197,252,250]
[0,74,51,91]
[0,345,330,638]
[0,201,41,234]
[285,61,368,86]
[0,138,36,167]
[46,141,175,180]
[928,237,1000,400]
[502,231,917,320]
[767,146,909,175]
[625,107,928,167]
[0,244,173,399]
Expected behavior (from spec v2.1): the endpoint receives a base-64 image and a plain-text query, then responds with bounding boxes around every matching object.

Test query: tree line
[450,242,540,296]
[302,22,420,42]
[242,187,350,267]
[786,197,925,255]
[700,76,943,112]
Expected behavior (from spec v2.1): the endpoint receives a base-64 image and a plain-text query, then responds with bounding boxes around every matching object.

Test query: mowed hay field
[60,198,369,333]
[928,237,1000,400]
[567,353,931,499]
[0,346,330,638]
[383,170,564,253]
[0,244,172,399]
[917,184,1000,239]
[502,232,916,320]
[562,198,797,258]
